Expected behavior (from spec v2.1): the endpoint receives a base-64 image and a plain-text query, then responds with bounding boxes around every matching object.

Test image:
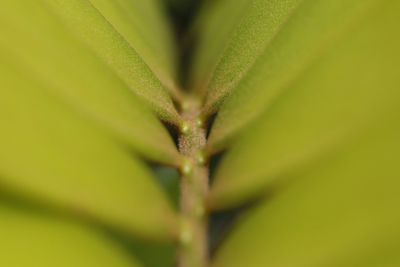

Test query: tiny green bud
[196,151,206,166]
[180,121,190,135]
[195,117,204,128]
[180,158,193,176]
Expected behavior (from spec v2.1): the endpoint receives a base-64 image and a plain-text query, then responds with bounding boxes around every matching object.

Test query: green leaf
[209,0,400,210]
[42,0,180,122]
[187,0,251,93]
[90,0,179,89]
[0,204,143,267]
[208,0,387,151]
[200,0,303,113]
[212,110,400,267]
[0,63,178,240]
[0,0,180,164]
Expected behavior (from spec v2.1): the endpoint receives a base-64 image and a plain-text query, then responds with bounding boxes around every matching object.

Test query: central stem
[178,98,209,267]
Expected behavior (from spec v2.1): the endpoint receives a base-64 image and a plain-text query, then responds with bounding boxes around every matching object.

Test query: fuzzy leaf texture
[0,62,178,240]
[1,0,400,266]
[0,204,144,267]
[208,0,400,209]
[206,0,400,265]
[0,0,180,164]
[0,0,180,251]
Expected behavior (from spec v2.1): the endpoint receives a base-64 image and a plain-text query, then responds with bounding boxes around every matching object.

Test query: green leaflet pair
[0,0,400,266]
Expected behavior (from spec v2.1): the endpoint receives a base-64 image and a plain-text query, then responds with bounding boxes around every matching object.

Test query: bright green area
[202,0,303,113]
[0,204,142,267]
[0,62,178,240]
[89,0,178,84]
[42,0,179,122]
[1,0,400,266]
[208,0,384,151]
[0,0,180,164]
[210,0,400,210]
[188,0,251,94]
[213,105,400,267]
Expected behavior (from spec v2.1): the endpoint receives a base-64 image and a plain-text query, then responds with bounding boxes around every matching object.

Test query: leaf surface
[187,0,251,93]
[0,63,178,240]
[212,109,400,267]
[0,0,179,164]
[92,0,178,79]
[201,0,303,113]
[209,0,400,209]
[0,204,143,267]
[42,0,180,122]
[208,0,385,151]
